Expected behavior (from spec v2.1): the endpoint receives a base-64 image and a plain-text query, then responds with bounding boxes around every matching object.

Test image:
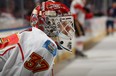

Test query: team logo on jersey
[43,40,57,57]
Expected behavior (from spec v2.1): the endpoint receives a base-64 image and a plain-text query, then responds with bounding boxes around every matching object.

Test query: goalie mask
[30,0,75,51]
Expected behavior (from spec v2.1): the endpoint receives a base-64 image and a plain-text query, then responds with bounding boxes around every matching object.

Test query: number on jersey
[24,52,49,73]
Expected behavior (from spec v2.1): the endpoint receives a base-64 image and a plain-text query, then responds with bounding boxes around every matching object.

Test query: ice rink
[55,33,116,76]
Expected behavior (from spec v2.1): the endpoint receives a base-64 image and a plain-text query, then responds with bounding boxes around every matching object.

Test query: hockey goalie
[0,0,75,76]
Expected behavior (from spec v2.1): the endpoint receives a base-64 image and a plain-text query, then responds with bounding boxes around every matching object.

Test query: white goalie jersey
[0,27,57,76]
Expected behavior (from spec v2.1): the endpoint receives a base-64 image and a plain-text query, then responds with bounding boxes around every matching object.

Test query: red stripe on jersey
[0,46,15,56]
[0,43,24,61]
[17,43,24,61]
[74,4,83,10]
[74,4,85,13]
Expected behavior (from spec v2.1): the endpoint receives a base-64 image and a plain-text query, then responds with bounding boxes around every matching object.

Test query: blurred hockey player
[70,0,87,57]
[0,0,75,76]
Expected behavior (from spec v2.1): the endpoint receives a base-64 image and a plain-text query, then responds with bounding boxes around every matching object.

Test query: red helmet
[31,0,75,51]
[31,0,70,26]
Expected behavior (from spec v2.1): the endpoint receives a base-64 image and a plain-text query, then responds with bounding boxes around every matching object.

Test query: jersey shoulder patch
[43,40,57,57]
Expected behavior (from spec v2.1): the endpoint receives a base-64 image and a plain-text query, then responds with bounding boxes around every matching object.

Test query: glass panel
[0,0,38,30]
